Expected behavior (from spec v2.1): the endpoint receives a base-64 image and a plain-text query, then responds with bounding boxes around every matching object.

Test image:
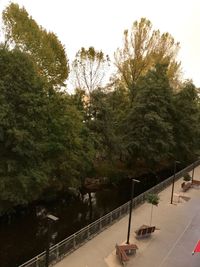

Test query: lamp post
[45,214,59,267]
[170,160,180,204]
[126,178,140,244]
[191,162,195,183]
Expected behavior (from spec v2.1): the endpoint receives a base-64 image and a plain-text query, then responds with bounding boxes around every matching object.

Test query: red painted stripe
[194,240,200,253]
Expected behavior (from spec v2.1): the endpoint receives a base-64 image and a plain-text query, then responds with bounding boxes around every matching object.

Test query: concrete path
[55,166,200,267]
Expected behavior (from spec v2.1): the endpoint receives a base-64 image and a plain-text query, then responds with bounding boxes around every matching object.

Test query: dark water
[0,166,176,267]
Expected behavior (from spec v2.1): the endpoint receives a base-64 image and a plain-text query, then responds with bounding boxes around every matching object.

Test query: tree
[125,64,175,168]
[71,47,110,95]
[45,91,88,186]
[173,81,200,161]
[146,193,159,226]
[0,47,50,210]
[183,173,191,181]
[88,89,119,158]
[2,3,69,88]
[101,86,130,161]
[0,47,92,213]
[114,18,181,102]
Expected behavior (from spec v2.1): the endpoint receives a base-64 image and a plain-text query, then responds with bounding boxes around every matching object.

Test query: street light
[170,160,180,204]
[191,162,195,183]
[126,178,140,244]
[45,214,59,267]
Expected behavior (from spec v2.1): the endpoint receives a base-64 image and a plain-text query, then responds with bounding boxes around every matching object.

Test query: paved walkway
[55,166,200,267]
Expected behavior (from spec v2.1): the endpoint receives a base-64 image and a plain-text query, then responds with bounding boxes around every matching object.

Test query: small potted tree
[183,173,191,182]
[146,193,160,226]
[181,172,192,191]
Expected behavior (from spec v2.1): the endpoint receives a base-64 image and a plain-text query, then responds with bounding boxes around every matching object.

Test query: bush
[183,173,191,181]
[146,193,160,206]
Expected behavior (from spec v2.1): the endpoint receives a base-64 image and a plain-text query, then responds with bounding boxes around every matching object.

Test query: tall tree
[0,47,49,209]
[2,3,69,88]
[88,89,119,158]
[125,64,175,167]
[71,47,110,95]
[114,18,181,102]
[173,81,200,161]
[0,47,91,213]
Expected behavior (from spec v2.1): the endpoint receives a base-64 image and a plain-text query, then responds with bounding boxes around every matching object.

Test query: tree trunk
[88,192,93,221]
[150,204,153,226]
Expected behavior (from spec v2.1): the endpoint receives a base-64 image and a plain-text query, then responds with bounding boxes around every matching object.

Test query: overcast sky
[0,0,200,87]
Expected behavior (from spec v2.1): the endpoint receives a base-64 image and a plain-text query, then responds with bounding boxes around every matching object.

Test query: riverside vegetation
[0,3,200,215]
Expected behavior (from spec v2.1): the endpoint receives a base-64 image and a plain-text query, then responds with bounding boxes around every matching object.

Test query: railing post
[73,234,76,249]
[119,205,122,217]
[56,244,59,262]
[36,256,39,267]
[87,225,90,239]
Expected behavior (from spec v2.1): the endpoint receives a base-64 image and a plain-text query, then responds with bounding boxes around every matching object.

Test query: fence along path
[19,160,200,267]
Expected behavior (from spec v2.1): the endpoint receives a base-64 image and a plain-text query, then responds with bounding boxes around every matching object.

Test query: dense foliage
[0,3,200,213]
[124,64,175,167]
[0,47,94,213]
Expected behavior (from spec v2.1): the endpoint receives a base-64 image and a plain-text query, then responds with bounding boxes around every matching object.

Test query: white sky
[0,0,200,87]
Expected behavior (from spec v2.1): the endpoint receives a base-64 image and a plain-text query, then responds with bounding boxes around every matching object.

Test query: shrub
[183,173,191,181]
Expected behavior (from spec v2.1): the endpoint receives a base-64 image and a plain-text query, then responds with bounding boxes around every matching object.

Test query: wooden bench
[181,182,191,192]
[116,244,129,265]
[135,225,156,238]
[192,179,200,186]
[116,243,138,265]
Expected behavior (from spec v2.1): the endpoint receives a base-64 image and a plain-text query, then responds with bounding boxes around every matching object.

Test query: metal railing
[19,160,200,267]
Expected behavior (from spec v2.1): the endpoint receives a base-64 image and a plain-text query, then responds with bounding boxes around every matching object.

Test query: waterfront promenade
[55,166,200,267]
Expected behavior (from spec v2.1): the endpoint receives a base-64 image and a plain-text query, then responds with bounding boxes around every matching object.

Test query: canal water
[0,167,176,267]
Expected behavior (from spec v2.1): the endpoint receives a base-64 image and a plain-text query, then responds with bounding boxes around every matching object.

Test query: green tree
[183,173,191,181]
[125,64,175,168]
[88,89,119,159]
[173,82,200,161]
[2,3,69,88]
[71,47,110,95]
[71,88,96,166]
[0,47,50,210]
[0,47,91,213]
[114,18,181,102]
[102,86,130,161]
